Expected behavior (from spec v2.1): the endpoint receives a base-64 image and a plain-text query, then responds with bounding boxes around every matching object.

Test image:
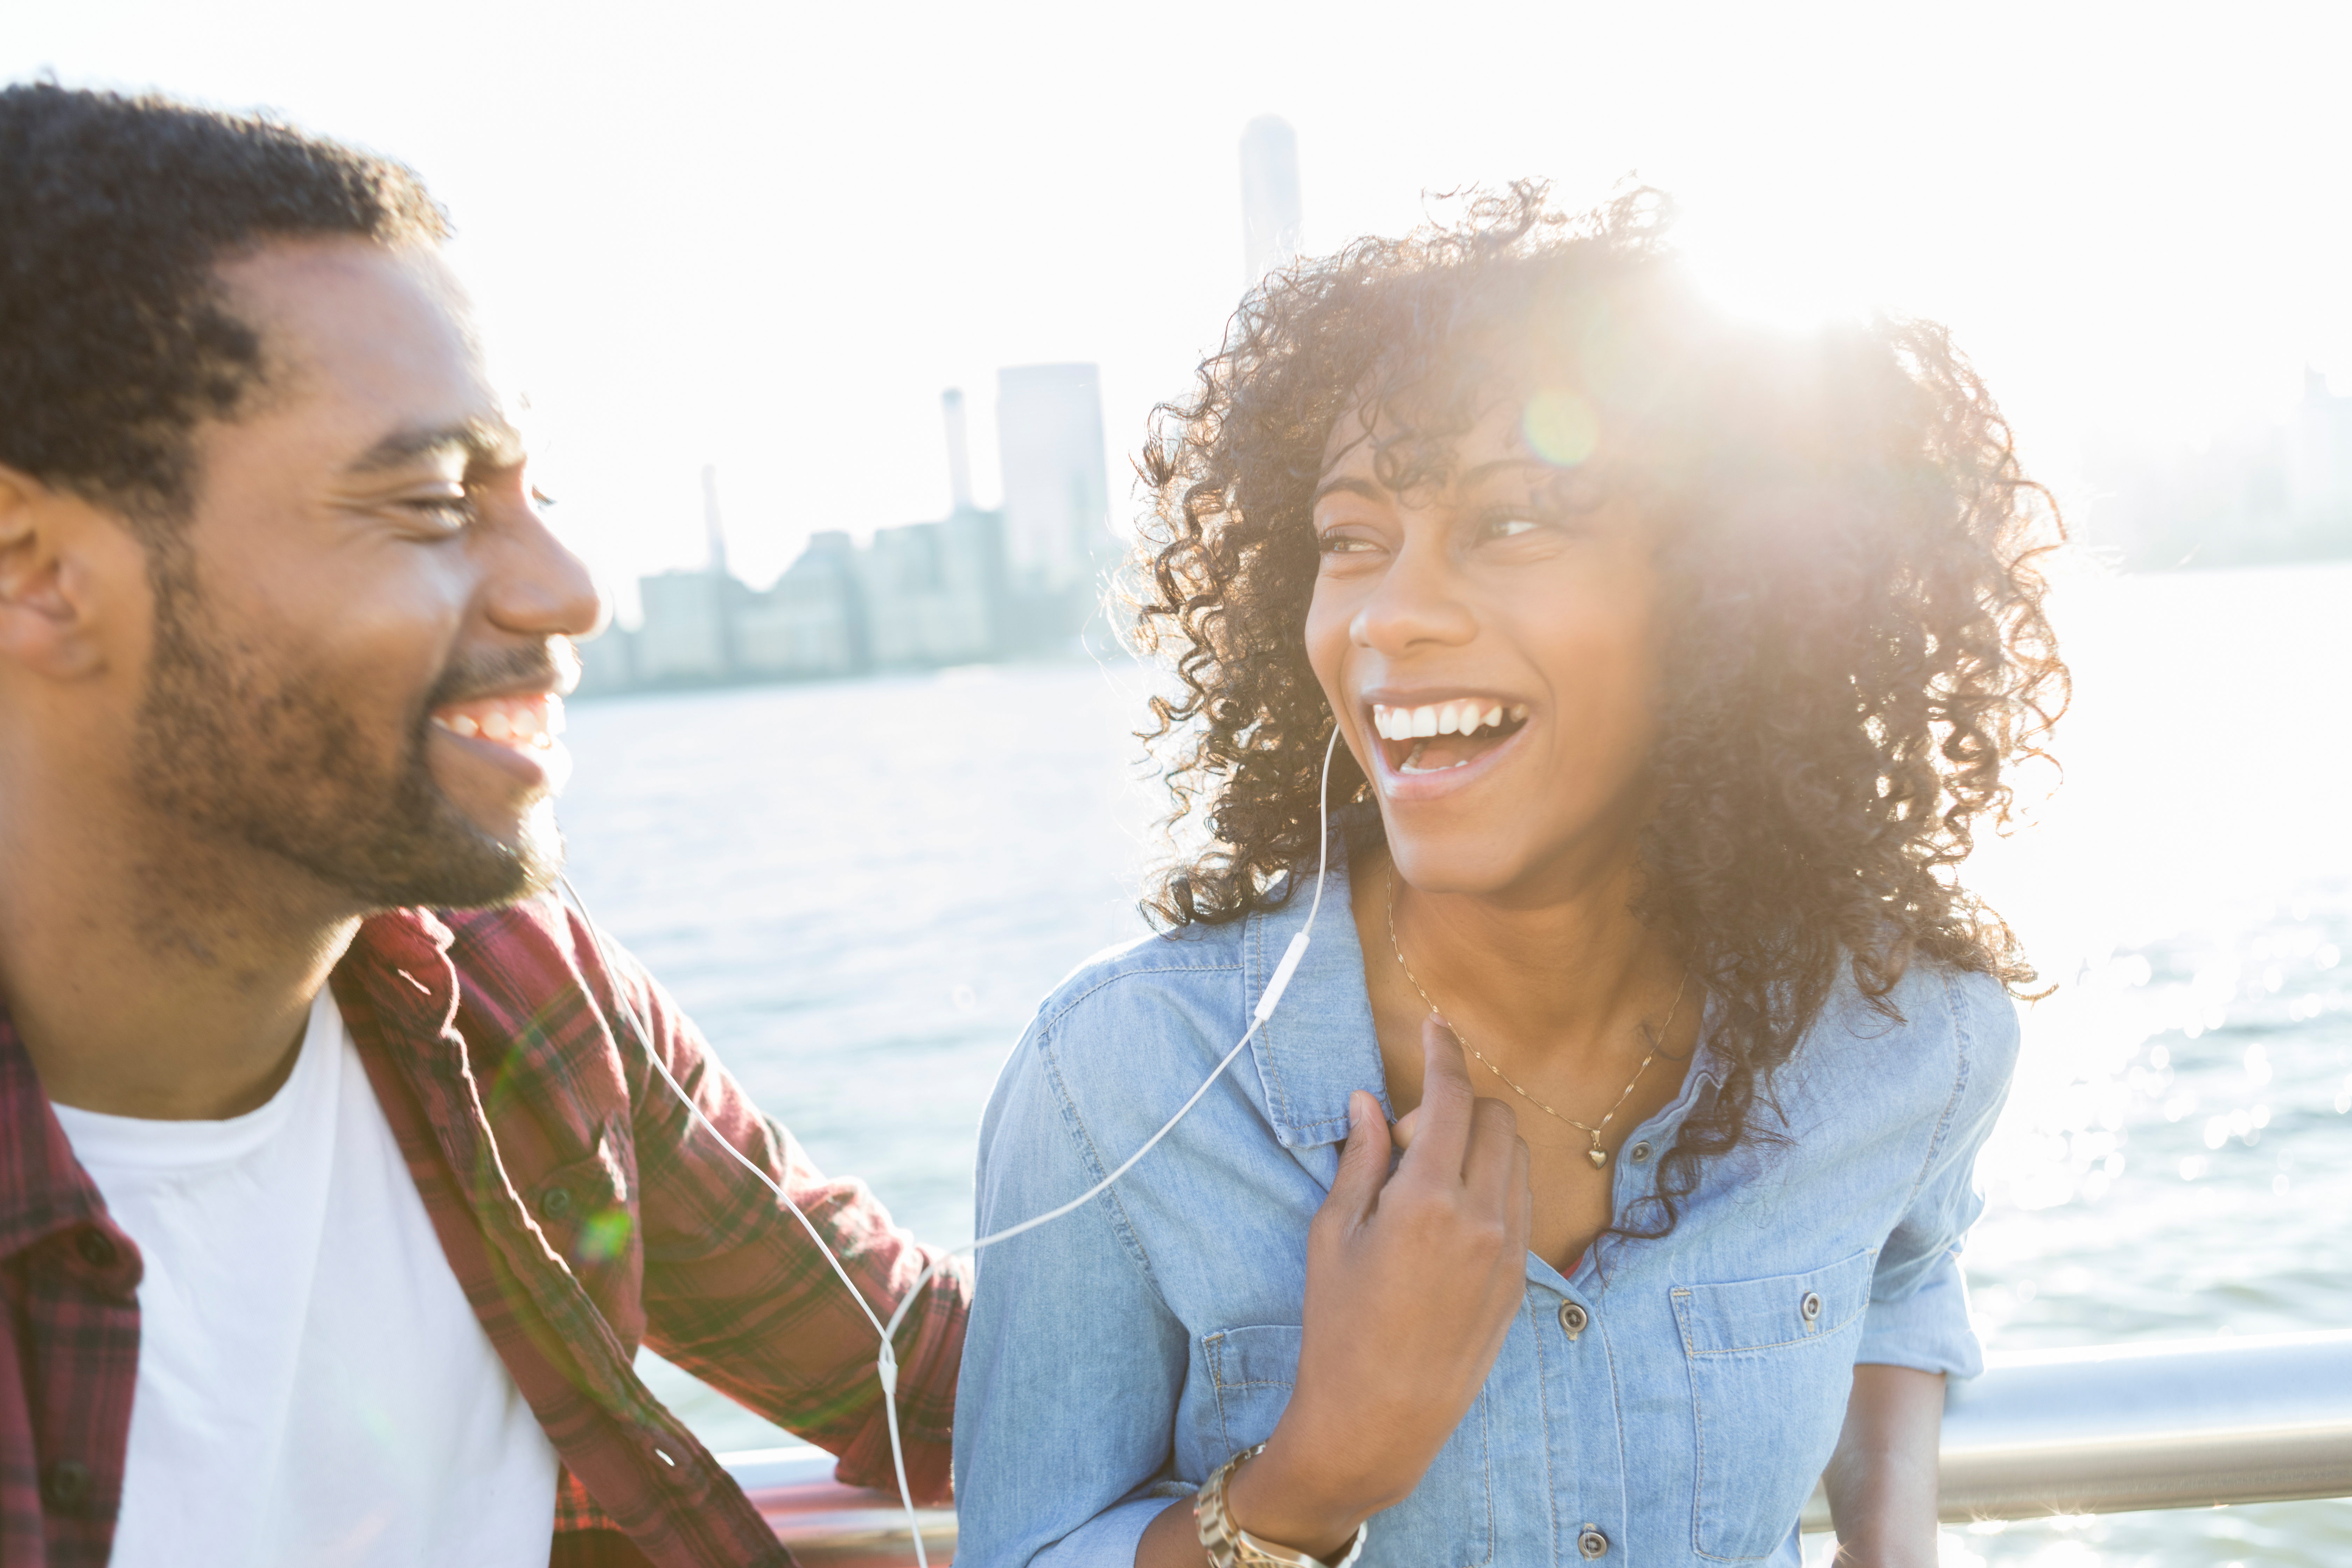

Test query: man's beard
[131,564,565,912]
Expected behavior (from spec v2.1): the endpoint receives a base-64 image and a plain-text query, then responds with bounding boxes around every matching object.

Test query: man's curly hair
[0,83,446,533]
[1132,183,2066,1241]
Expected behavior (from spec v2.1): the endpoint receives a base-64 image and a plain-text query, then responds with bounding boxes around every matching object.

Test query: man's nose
[486,500,607,643]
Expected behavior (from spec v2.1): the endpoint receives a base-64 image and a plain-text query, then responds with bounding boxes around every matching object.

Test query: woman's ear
[0,467,132,681]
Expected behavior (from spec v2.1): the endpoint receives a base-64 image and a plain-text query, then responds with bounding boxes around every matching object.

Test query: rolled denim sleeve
[1856,971,2021,1378]
[954,1012,1192,1567]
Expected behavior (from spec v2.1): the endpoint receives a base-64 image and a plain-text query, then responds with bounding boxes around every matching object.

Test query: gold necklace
[1385,870,1692,1170]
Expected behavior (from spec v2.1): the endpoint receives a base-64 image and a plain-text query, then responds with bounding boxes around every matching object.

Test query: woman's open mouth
[1370,697,1530,776]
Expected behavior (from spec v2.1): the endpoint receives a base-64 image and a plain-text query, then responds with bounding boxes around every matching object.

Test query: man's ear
[0,465,131,681]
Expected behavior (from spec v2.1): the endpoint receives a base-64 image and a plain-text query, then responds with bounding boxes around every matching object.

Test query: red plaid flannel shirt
[0,896,968,1567]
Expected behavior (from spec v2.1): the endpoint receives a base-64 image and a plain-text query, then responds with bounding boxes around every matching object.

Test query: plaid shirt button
[41,1460,90,1510]
[539,1185,574,1219]
[74,1229,116,1269]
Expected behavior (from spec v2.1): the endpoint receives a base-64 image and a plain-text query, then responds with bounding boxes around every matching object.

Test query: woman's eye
[1486,514,1544,540]
[1317,531,1377,554]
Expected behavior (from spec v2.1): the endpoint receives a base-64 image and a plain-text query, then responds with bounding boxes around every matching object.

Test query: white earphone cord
[558,725,1343,1564]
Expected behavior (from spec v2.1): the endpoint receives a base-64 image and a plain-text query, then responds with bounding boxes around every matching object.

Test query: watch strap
[1194,1443,1370,1568]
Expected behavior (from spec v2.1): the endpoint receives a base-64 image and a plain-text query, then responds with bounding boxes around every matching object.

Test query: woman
[954,187,2064,1567]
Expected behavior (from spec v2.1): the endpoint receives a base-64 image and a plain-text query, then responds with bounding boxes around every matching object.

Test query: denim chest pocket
[1202,1324,1494,1567]
[1672,1249,1877,1562]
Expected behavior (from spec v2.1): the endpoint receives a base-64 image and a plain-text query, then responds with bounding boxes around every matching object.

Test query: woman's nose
[1351,533,1477,654]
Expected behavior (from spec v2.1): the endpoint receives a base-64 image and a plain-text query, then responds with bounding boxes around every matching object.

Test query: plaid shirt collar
[0,1016,109,1262]
[0,906,470,1270]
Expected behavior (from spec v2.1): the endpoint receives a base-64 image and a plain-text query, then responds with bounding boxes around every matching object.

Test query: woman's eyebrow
[1457,457,1549,488]
[1309,476,1385,508]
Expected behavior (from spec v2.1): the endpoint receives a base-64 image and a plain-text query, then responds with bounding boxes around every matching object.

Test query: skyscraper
[1239,115,1303,285]
[995,363,1109,598]
[942,387,976,513]
[2288,367,2352,532]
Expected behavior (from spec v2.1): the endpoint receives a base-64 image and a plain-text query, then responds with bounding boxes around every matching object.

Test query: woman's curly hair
[1130,183,2066,1242]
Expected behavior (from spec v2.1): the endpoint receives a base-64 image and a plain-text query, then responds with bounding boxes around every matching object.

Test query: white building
[632,569,729,682]
[858,511,1004,668]
[735,531,864,678]
[2288,368,2352,530]
[995,363,1110,599]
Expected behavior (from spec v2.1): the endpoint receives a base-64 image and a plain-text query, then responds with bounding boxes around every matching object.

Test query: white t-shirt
[52,989,560,1567]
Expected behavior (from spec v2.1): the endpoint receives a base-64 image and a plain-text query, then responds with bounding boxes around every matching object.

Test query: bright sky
[7,0,2347,605]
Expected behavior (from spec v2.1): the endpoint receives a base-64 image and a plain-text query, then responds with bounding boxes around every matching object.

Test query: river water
[558,559,2352,1567]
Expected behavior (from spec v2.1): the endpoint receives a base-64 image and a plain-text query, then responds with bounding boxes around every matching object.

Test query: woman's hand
[1140,1016,1531,1563]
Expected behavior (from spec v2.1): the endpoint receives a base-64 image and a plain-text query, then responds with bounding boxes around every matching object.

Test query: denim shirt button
[1801,1290,1823,1326]
[1577,1525,1610,1558]
[1558,1300,1590,1340]
[1628,1141,1652,1163]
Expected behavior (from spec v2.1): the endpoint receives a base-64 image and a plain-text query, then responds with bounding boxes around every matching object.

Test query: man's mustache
[420,639,580,715]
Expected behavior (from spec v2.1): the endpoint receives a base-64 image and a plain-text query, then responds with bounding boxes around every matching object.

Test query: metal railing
[723,1328,2352,1563]
[1802,1326,2352,1529]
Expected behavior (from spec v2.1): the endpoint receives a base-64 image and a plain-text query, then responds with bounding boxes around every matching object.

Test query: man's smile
[428,691,570,795]
[429,691,564,750]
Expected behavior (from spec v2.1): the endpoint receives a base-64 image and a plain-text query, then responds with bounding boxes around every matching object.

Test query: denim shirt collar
[1239,842,1729,1155]
[1242,849,1390,1150]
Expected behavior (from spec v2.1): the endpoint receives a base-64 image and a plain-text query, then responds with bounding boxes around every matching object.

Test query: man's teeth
[430,695,564,750]
[1371,700,1526,742]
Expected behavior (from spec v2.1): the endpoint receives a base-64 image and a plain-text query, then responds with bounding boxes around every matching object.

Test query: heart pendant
[1587,1148,1608,1169]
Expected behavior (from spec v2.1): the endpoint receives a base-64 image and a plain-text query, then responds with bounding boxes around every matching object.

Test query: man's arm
[1821,1363,1945,1568]
[575,909,968,1503]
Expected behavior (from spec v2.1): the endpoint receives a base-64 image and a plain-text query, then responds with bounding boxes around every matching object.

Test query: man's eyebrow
[1309,476,1386,508]
[343,417,525,476]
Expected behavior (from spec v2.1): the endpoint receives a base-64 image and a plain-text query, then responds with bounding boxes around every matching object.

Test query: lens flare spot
[1522,389,1599,468]
[578,1209,632,1264]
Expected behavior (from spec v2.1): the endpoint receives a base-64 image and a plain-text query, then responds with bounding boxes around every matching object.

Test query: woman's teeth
[431,695,565,751]
[1371,700,1528,741]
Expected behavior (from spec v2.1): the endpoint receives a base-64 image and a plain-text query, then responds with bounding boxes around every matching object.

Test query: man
[0,84,965,1567]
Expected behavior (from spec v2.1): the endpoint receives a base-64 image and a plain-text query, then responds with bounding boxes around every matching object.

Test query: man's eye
[406,495,476,530]
[1487,515,1544,540]
[1317,532,1375,554]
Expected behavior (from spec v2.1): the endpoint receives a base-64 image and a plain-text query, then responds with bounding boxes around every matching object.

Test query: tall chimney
[943,388,975,513]
[1239,115,1303,286]
[701,464,729,578]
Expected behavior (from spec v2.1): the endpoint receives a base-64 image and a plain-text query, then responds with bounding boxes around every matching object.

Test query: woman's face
[1306,394,1662,899]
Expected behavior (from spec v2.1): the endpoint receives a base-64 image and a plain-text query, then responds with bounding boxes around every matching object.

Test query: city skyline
[8,2,2351,600]
[578,359,1116,691]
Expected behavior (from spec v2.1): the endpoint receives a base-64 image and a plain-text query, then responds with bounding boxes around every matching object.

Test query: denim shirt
[954,853,2017,1567]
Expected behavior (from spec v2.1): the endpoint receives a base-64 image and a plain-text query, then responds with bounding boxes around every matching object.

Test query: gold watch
[1193,1443,1369,1568]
